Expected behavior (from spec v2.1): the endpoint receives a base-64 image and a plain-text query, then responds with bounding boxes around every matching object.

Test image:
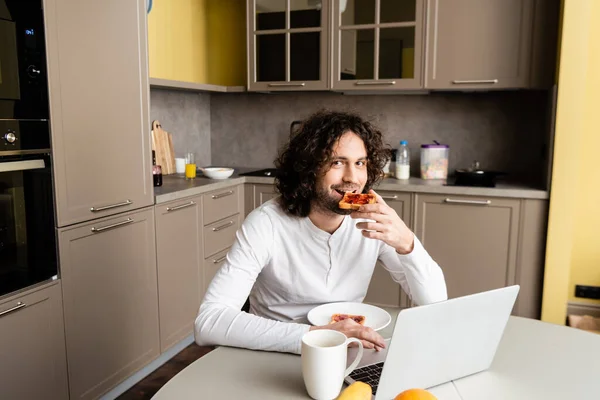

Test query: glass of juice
[185,152,196,179]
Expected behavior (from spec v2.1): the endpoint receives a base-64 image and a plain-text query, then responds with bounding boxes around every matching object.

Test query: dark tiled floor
[117,344,215,400]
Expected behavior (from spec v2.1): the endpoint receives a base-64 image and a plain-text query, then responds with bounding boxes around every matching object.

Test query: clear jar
[420,143,449,180]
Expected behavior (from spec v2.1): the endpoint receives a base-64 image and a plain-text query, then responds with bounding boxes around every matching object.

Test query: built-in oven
[0,0,48,120]
[0,0,55,298]
[0,120,56,298]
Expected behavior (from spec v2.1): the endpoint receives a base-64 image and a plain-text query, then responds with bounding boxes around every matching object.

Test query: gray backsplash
[150,89,211,166]
[150,89,550,186]
[210,91,549,185]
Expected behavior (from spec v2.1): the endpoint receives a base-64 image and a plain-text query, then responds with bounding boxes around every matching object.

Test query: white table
[152,314,600,400]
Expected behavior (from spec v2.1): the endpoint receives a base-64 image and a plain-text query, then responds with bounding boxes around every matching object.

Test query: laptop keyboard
[348,362,384,395]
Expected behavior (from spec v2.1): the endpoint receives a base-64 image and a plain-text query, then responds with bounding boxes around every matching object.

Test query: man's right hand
[309,319,386,351]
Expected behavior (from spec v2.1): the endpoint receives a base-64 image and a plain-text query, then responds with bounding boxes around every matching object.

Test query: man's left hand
[350,189,415,254]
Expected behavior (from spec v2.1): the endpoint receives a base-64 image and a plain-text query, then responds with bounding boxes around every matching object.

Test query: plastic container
[395,140,410,180]
[420,142,449,180]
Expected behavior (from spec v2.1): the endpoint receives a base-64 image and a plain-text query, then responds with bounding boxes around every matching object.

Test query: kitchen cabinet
[244,183,279,217]
[59,207,160,400]
[44,0,153,226]
[364,191,413,308]
[415,194,520,298]
[425,0,537,89]
[204,247,231,293]
[201,185,244,295]
[155,196,203,353]
[414,194,547,318]
[0,282,69,400]
[247,0,330,91]
[332,0,426,91]
[148,0,246,88]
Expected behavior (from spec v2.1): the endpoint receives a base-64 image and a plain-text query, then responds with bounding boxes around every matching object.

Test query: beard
[313,185,357,216]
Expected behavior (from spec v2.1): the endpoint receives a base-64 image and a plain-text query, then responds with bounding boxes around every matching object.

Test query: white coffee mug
[301,330,364,400]
[175,157,185,174]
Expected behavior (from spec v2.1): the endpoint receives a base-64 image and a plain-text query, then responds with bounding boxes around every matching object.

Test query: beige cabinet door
[425,0,534,89]
[203,247,231,298]
[244,183,279,217]
[364,191,413,307]
[248,0,330,91]
[254,183,279,208]
[414,194,520,300]
[155,197,203,353]
[203,185,243,225]
[332,0,426,91]
[44,0,153,226]
[0,282,69,400]
[59,207,159,400]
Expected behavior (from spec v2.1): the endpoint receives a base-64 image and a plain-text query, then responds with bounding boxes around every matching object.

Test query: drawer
[202,186,241,225]
[204,214,240,258]
[203,247,230,294]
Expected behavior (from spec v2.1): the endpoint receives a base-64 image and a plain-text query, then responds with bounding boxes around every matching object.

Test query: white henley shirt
[194,198,447,354]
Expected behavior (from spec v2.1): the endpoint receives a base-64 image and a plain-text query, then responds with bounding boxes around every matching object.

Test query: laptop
[345,285,520,399]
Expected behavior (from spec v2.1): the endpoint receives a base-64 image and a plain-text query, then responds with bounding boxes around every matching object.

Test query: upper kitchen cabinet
[424,0,560,90]
[44,0,153,226]
[247,0,330,91]
[148,0,247,89]
[332,0,425,91]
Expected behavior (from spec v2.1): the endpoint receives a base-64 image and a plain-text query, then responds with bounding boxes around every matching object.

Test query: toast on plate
[330,313,366,325]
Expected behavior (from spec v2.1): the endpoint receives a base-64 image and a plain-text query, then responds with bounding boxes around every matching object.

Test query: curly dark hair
[274,110,390,217]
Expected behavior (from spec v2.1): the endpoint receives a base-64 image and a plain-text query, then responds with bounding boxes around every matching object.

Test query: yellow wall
[147,0,246,86]
[541,0,600,324]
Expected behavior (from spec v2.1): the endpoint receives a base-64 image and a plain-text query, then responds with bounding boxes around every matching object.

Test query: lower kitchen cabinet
[59,207,160,400]
[414,194,547,318]
[0,282,69,400]
[244,183,279,217]
[155,196,203,353]
[203,247,230,294]
[364,191,413,308]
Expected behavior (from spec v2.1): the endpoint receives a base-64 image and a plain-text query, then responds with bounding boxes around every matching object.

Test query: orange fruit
[394,388,438,400]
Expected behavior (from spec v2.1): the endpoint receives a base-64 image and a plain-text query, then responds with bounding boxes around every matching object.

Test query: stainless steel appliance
[0,0,56,298]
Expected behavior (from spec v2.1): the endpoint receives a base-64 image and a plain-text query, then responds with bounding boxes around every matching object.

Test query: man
[195,110,447,354]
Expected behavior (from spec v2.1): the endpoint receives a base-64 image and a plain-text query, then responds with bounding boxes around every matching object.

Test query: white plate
[307,302,392,331]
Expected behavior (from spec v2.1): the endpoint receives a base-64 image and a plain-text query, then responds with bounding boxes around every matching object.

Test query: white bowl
[202,167,234,179]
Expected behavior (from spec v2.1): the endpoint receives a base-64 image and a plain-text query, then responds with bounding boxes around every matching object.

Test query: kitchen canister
[420,142,449,180]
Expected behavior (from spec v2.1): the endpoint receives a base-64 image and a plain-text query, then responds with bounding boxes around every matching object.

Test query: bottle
[395,140,410,180]
[152,150,163,187]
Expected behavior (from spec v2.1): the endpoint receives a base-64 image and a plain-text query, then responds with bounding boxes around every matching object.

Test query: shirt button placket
[326,237,335,286]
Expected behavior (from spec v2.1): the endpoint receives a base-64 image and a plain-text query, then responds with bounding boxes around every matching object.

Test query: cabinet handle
[267,82,306,87]
[381,195,398,200]
[213,255,227,264]
[90,200,132,212]
[91,218,134,233]
[444,198,491,205]
[212,220,234,232]
[451,79,498,85]
[166,201,196,212]
[0,302,26,318]
[355,81,396,86]
[211,190,234,200]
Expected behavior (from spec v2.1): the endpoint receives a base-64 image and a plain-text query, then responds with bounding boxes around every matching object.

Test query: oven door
[0,17,21,101]
[0,155,57,298]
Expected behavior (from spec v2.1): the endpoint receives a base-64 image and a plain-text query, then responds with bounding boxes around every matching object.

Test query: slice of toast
[329,313,366,325]
[338,192,376,210]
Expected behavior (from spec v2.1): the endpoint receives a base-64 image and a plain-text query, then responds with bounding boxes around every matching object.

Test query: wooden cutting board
[151,120,176,174]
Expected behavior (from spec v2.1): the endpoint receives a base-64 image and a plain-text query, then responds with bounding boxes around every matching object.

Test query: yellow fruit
[394,388,438,400]
[337,381,372,400]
